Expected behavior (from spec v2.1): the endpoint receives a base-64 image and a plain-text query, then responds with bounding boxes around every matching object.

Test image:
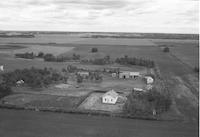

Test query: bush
[91,48,98,53]
[0,84,12,98]
[163,47,170,52]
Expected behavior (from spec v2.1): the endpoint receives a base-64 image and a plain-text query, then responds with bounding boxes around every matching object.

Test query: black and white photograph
[0,0,199,137]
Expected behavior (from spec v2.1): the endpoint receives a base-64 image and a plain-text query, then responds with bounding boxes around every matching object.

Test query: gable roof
[103,89,118,99]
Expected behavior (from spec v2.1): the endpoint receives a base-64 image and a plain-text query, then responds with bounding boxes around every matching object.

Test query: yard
[78,92,126,113]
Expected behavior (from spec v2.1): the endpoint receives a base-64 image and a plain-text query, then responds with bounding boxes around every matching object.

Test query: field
[0,33,199,136]
[1,93,83,110]
[0,109,198,137]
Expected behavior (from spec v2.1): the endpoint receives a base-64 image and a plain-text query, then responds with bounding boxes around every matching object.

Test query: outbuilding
[145,76,154,84]
[119,71,130,79]
[0,65,4,71]
[130,72,140,78]
[77,71,89,78]
[102,89,119,104]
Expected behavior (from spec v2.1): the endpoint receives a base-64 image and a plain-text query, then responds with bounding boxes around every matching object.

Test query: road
[0,109,198,137]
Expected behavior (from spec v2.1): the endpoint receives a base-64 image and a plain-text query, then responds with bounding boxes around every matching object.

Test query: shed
[77,71,89,78]
[102,89,119,104]
[133,88,144,92]
[145,76,154,84]
[119,71,130,79]
[0,65,4,71]
[130,72,140,78]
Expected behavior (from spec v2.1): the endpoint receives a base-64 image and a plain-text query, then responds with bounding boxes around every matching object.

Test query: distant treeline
[1,67,68,88]
[82,33,199,40]
[15,52,80,62]
[116,55,155,68]
[0,34,35,38]
[81,55,112,65]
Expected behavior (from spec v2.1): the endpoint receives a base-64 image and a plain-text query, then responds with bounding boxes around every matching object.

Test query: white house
[102,89,119,104]
[0,65,4,71]
[145,76,154,84]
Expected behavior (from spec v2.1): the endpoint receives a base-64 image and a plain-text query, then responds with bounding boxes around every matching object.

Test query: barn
[129,72,140,78]
[102,89,119,104]
[119,71,130,79]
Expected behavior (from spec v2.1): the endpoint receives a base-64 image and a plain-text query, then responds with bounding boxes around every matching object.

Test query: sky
[0,0,199,34]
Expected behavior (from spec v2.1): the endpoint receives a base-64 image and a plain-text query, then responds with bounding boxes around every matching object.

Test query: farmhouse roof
[103,89,118,99]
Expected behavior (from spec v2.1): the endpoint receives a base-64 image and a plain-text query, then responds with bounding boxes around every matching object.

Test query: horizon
[0,0,199,34]
[0,30,199,35]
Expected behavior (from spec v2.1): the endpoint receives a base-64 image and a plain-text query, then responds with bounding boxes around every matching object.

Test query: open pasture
[13,45,74,56]
[1,93,82,110]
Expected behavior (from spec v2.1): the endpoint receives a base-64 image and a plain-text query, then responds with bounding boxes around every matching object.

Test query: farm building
[119,71,140,79]
[130,72,140,78]
[133,88,144,92]
[0,65,4,71]
[102,89,119,104]
[145,76,154,84]
[77,71,89,78]
[112,73,117,77]
[119,71,130,79]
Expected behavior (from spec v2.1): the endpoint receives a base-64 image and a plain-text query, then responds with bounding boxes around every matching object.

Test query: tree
[77,75,83,83]
[91,48,98,53]
[163,47,170,52]
[0,84,12,98]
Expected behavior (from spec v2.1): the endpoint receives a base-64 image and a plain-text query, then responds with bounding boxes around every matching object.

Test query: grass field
[1,93,83,110]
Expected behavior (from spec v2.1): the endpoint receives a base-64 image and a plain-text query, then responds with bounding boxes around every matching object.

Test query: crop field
[170,45,199,68]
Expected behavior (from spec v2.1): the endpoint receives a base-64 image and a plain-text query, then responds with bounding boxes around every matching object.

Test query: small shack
[119,71,130,79]
[145,76,154,84]
[130,72,140,78]
[102,89,119,104]
[77,71,89,78]
[0,65,4,71]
